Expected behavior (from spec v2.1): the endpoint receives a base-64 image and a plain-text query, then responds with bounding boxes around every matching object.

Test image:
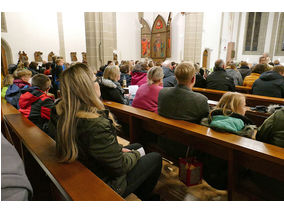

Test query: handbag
[179,146,203,187]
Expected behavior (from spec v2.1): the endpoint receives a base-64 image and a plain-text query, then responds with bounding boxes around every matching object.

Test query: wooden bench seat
[1,99,124,201]
[193,87,284,107]
[103,101,284,200]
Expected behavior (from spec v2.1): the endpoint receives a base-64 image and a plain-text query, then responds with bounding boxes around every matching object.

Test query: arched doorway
[202,49,208,69]
[1,38,13,76]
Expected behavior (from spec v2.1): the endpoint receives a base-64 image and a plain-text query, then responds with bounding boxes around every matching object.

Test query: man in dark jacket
[158,62,209,124]
[194,63,206,88]
[158,62,209,159]
[238,61,251,80]
[252,65,284,98]
[206,59,235,91]
[19,74,54,132]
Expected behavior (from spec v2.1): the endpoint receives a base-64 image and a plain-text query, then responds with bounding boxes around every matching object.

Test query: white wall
[116,12,141,61]
[62,12,86,63]
[201,12,222,69]
[116,12,185,62]
[2,12,60,64]
[1,12,86,65]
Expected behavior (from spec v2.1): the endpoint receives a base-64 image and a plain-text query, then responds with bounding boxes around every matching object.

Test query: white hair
[162,60,171,67]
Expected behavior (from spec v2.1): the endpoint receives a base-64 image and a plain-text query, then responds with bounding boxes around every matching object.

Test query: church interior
[1,0,284,207]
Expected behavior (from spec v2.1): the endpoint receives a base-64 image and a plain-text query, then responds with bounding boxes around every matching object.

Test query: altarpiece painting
[140,14,171,61]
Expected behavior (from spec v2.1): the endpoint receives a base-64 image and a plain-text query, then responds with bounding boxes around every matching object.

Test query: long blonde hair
[211,92,245,117]
[56,63,115,163]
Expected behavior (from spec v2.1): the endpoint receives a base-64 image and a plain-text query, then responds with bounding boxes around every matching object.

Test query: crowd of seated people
[2,53,284,201]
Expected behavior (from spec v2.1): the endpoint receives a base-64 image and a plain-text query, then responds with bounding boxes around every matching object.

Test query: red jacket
[19,87,54,132]
[131,70,148,86]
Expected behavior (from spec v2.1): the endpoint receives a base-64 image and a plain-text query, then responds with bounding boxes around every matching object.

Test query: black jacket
[206,67,235,91]
[118,73,131,87]
[99,78,129,105]
[195,73,207,88]
[252,71,284,98]
[162,67,174,78]
[238,66,251,80]
[52,65,63,80]
[163,75,177,87]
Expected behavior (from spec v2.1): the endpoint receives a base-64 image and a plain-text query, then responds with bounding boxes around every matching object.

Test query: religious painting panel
[34,51,43,62]
[48,51,55,62]
[18,51,28,63]
[141,18,151,58]
[82,52,87,64]
[151,33,167,59]
[70,52,77,62]
[166,13,172,58]
[151,15,167,59]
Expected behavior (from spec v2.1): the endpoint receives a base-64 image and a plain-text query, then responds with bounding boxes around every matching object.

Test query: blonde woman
[132,66,164,113]
[200,92,256,190]
[202,92,255,138]
[99,65,129,104]
[47,63,162,200]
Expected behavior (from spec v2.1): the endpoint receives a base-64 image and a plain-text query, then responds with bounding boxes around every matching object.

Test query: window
[243,12,268,55]
[245,12,262,51]
[275,13,284,56]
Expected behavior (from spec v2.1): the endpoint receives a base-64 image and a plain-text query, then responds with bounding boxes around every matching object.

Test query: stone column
[183,12,203,64]
[84,12,117,71]
[57,12,66,62]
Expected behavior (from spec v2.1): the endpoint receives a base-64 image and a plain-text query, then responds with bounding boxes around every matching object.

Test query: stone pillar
[84,12,117,71]
[183,12,203,64]
[57,12,66,62]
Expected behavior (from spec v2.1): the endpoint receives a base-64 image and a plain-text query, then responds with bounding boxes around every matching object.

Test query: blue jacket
[5,84,29,109]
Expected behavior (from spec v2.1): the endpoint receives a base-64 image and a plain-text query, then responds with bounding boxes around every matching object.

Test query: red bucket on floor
[179,158,203,187]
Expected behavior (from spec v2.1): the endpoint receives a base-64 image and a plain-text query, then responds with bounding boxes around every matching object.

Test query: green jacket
[201,109,256,138]
[256,108,284,148]
[48,106,140,195]
[1,86,8,98]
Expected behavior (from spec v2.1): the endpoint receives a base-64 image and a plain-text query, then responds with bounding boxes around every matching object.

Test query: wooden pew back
[1,99,123,201]
[193,87,284,107]
[103,101,284,200]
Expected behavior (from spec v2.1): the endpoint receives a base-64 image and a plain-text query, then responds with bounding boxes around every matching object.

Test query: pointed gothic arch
[151,15,167,60]
[202,49,208,69]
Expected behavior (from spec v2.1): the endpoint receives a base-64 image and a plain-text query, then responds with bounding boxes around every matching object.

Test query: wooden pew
[207,100,270,127]
[235,86,252,94]
[103,100,284,200]
[1,99,124,201]
[193,87,284,107]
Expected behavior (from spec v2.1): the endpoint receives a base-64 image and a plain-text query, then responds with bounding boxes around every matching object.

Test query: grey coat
[158,84,209,123]
[1,134,33,201]
[226,69,243,86]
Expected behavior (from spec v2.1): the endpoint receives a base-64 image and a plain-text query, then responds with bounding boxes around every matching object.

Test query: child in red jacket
[19,74,54,133]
